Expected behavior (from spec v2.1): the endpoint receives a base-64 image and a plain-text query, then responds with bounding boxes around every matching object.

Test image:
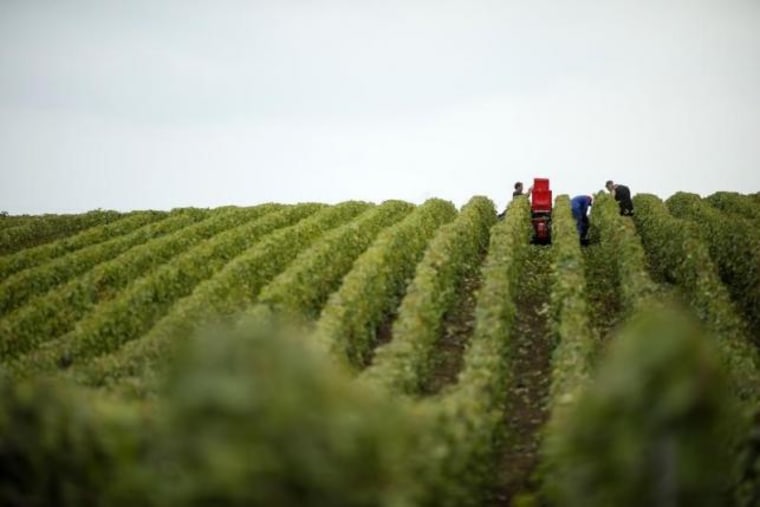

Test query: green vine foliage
[542,306,740,507]
[633,193,760,404]
[312,198,457,370]
[666,192,760,343]
[361,195,496,395]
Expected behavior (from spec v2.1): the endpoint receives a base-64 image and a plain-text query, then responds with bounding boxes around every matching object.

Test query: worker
[498,181,533,219]
[513,181,533,198]
[571,195,593,245]
[605,180,634,216]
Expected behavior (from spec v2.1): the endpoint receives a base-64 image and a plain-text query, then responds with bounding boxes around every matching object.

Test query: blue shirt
[571,195,592,217]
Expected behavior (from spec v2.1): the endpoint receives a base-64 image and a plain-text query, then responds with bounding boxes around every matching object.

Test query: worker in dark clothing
[498,181,533,220]
[571,195,593,245]
[605,180,634,216]
[513,181,533,198]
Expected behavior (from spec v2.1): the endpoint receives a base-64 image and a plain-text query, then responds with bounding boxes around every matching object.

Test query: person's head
[588,195,594,205]
[514,181,523,192]
[605,180,615,192]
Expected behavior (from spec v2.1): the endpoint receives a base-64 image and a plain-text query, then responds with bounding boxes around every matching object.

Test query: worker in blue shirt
[571,195,593,245]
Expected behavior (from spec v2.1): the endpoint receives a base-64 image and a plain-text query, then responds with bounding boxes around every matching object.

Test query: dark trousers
[573,212,589,239]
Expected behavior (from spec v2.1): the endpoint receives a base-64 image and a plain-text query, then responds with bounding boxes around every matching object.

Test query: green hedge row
[0,215,33,232]
[0,322,424,507]
[253,200,414,321]
[6,203,329,379]
[541,306,742,507]
[0,210,204,316]
[544,195,597,410]
[0,209,126,255]
[70,202,369,387]
[409,196,533,506]
[590,192,659,315]
[312,198,458,371]
[666,192,760,341]
[0,374,149,507]
[705,191,760,222]
[538,195,602,502]
[360,196,496,395]
[0,205,281,361]
[633,193,760,403]
[0,209,209,280]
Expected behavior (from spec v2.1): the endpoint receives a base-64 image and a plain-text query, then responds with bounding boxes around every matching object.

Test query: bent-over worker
[571,195,593,245]
[605,180,634,216]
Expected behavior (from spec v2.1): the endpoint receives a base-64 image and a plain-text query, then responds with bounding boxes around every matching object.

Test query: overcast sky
[1,0,758,214]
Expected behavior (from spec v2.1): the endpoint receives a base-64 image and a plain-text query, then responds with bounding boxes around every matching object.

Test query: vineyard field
[2,193,760,507]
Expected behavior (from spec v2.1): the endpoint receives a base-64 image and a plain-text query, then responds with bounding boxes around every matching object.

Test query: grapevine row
[360,195,495,395]
[632,193,760,402]
[69,201,369,387]
[0,208,205,279]
[545,195,596,408]
[589,192,659,314]
[0,210,206,316]
[666,192,760,340]
[311,198,458,371]
[6,203,327,378]
[0,214,33,231]
[0,205,280,361]
[538,195,602,499]
[0,209,125,255]
[705,191,760,222]
[410,196,532,506]
[542,305,742,506]
[250,200,414,321]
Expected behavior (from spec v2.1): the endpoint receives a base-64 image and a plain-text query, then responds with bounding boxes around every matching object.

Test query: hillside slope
[1,192,759,506]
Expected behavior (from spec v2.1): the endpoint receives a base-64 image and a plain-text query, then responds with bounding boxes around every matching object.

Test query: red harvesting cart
[531,178,552,244]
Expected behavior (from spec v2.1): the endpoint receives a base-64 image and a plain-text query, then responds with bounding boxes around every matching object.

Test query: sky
[1,0,759,214]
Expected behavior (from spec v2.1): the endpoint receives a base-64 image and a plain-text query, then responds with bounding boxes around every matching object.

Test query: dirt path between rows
[421,259,484,396]
[487,246,554,505]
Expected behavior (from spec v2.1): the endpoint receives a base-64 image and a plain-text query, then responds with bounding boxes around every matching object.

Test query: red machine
[531,178,552,244]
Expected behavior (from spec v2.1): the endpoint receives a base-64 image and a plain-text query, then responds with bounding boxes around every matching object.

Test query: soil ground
[487,246,554,506]
[422,259,485,396]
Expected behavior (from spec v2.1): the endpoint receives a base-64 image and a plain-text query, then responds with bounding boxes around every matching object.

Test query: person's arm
[526,185,533,198]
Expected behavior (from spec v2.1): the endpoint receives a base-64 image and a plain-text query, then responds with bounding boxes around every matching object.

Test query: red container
[532,177,552,212]
[532,178,550,193]
[532,190,552,211]
[530,178,552,244]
